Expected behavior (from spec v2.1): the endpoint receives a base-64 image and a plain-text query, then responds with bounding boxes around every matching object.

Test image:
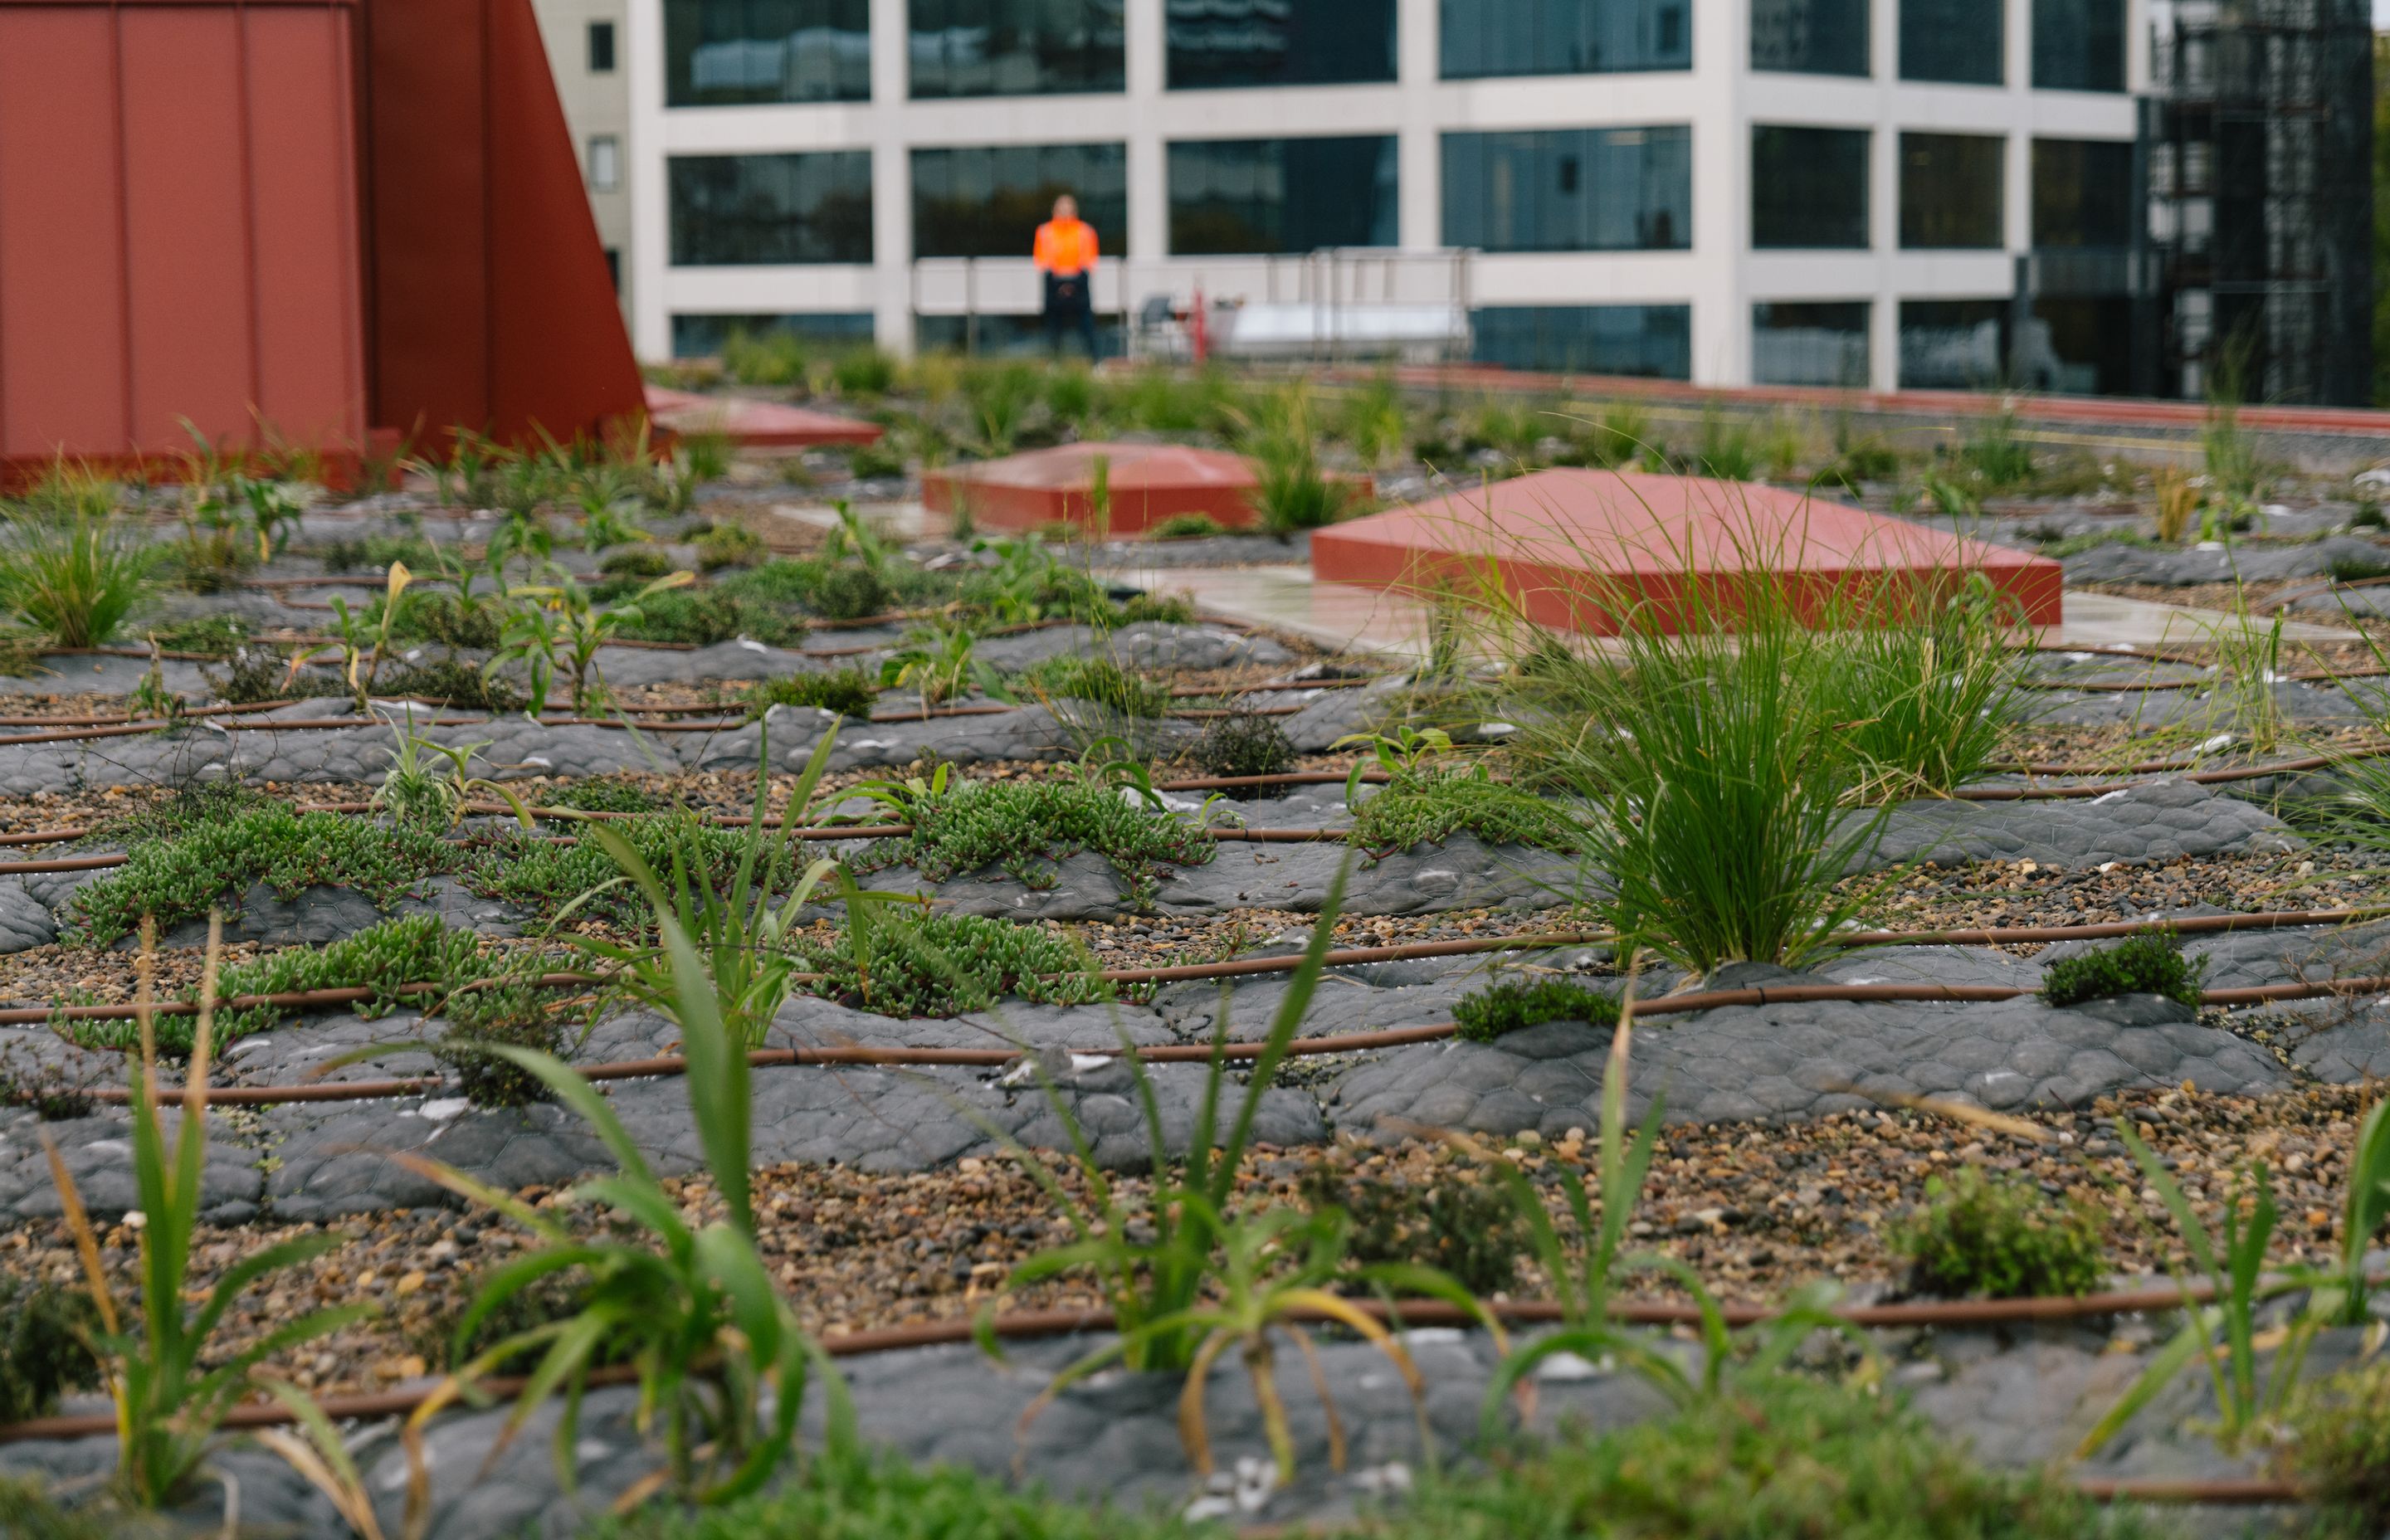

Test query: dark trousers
[1044,272,1098,358]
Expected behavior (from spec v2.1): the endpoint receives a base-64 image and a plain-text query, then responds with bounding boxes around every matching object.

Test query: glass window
[2032,139,2133,247]
[588,136,621,192]
[912,143,1128,258]
[910,0,1124,98]
[1900,298,2007,388]
[2024,296,2131,394]
[1751,126,1868,248]
[588,20,617,71]
[2032,0,2124,90]
[1442,0,1690,78]
[1752,301,1869,386]
[1900,133,2003,249]
[667,153,874,265]
[671,311,876,356]
[917,312,1125,356]
[1168,0,1394,89]
[1441,128,1691,251]
[666,0,870,105]
[1472,305,1691,377]
[1168,137,1397,254]
[1749,0,1867,76]
[1900,0,2001,85]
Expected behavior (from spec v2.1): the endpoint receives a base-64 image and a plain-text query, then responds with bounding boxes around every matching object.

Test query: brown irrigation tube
[0,1284,2339,1464]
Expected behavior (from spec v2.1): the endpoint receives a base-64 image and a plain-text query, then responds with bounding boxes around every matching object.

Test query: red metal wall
[360,0,644,451]
[0,0,642,482]
[0,0,367,474]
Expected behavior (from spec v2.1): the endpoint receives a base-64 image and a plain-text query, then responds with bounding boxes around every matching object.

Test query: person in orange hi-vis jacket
[1033,194,1100,359]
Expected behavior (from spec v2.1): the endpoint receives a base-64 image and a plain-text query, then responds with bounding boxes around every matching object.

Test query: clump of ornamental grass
[0,1274,100,1422]
[745,667,880,721]
[2038,930,2207,1011]
[0,511,158,647]
[431,984,582,1108]
[1018,655,1171,718]
[1478,524,1902,974]
[1889,1167,2107,1299]
[1151,512,1229,540]
[1453,977,1623,1042]
[1810,573,2025,798]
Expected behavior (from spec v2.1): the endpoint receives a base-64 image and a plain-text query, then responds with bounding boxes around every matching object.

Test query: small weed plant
[1453,977,1624,1042]
[1889,1167,2106,1299]
[2038,932,2207,1011]
[745,667,880,720]
[431,986,578,1108]
[1299,1157,1524,1295]
[1020,655,1170,718]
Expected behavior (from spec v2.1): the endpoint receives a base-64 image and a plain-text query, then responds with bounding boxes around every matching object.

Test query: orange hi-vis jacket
[1033,217,1100,277]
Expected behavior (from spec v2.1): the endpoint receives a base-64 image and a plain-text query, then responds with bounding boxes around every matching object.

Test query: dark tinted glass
[910,0,1124,97]
[917,313,1124,356]
[1752,301,1870,386]
[1751,126,1868,248]
[1441,0,1690,78]
[1900,132,2004,248]
[665,0,870,105]
[1168,0,1395,88]
[1900,0,2002,84]
[1442,128,1691,251]
[588,20,617,71]
[912,143,1128,257]
[1900,298,2008,387]
[2029,295,2131,393]
[2032,139,2133,246]
[1168,137,1398,254]
[671,311,876,356]
[668,153,875,265]
[2032,0,2123,90]
[1749,0,1867,76]
[1473,305,1691,377]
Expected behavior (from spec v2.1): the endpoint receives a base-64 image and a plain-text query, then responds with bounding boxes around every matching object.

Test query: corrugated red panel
[0,0,367,474]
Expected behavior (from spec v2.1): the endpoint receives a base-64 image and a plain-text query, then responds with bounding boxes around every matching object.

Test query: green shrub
[66,807,464,952]
[393,588,506,650]
[310,534,437,573]
[2285,1358,2390,1538]
[1115,592,1195,625]
[2038,931,2207,1011]
[1191,712,1295,779]
[1019,655,1170,717]
[747,667,880,719]
[830,346,898,398]
[1150,513,1227,540]
[2326,552,2390,584]
[1349,766,1588,857]
[696,523,768,571]
[792,909,1120,1017]
[1452,978,1622,1042]
[717,558,899,622]
[724,329,807,387]
[0,1274,100,1422]
[1889,1167,2106,1299]
[612,587,797,646]
[431,985,575,1108]
[379,653,523,712]
[600,547,675,579]
[1371,1373,2136,1540]
[1298,1162,1523,1295]
[588,1450,1204,1540]
[851,779,1214,907]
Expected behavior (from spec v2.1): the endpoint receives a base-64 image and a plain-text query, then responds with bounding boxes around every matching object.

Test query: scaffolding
[2146,0,2373,406]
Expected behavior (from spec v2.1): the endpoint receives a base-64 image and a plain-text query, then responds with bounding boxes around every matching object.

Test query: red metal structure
[1312,468,2063,633]
[0,0,642,488]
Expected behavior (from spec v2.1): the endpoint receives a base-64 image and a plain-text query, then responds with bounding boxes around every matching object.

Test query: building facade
[534,0,636,324]
[625,0,2150,392]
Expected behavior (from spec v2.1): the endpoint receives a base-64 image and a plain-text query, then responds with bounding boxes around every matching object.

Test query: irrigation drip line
[79,968,2390,1107]
[0,1282,2341,1470]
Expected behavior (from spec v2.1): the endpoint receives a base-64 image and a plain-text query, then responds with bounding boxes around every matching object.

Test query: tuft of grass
[0,513,157,647]
[1241,387,1352,537]
[2038,931,2207,1011]
[2284,1358,2390,1538]
[1889,1167,2106,1299]
[1192,712,1295,779]
[1453,977,1623,1042]
[431,985,579,1109]
[848,777,1214,907]
[1812,577,2023,798]
[746,667,880,720]
[1955,406,2035,490]
[1150,512,1228,541]
[1018,655,1170,718]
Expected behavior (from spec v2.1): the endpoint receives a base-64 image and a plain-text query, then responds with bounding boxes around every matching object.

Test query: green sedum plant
[1889,1167,2106,1299]
[792,904,1119,1017]
[745,667,880,721]
[846,772,1214,906]
[1452,977,1623,1043]
[2038,931,2207,1011]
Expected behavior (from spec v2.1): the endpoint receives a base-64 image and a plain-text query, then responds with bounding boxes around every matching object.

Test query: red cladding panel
[363,0,644,448]
[0,0,368,474]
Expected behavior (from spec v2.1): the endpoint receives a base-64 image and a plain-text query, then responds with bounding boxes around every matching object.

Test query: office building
[626,0,2150,392]
[534,0,636,323]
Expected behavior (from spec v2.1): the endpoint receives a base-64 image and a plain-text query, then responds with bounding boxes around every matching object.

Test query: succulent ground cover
[2,384,2390,1537]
